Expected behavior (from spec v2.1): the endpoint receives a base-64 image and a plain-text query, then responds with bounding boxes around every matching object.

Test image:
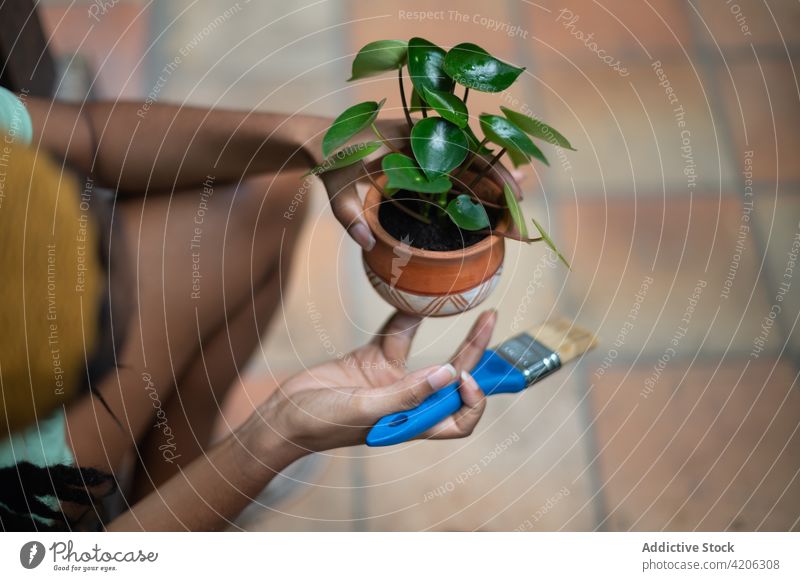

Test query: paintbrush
[367,317,597,446]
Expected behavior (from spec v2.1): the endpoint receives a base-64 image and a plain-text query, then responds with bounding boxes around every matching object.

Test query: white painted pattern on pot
[363,259,503,317]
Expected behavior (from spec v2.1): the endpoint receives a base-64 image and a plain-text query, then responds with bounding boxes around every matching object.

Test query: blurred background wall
[36,0,799,531]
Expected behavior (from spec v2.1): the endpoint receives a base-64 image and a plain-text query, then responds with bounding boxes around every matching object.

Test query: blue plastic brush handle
[366,349,528,447]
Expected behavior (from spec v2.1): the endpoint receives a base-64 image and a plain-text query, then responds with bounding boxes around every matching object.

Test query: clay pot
[362,174,510,317]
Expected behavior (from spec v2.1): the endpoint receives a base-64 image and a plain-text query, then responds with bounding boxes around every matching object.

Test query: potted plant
[310,38,573,316]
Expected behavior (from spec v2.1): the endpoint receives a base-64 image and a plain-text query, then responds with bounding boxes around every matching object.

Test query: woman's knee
[235,171,308,227]
[230,172,308,279]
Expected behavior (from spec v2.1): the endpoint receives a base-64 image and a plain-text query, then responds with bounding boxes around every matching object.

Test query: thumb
[364,363,457,418]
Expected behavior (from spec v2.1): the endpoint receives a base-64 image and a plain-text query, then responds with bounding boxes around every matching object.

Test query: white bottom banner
[1,532,798,579]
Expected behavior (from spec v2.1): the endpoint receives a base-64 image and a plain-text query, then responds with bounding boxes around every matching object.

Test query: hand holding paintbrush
[367,317,597,446]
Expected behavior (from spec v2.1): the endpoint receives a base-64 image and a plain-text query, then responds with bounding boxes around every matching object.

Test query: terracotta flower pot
[362,174,510,317]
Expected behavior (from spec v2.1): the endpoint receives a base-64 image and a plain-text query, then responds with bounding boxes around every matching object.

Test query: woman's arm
[106,310,494,531]
[26,96,406,249]
[27,97,328,194]
[106,419,301,531]
[105,362,476,531]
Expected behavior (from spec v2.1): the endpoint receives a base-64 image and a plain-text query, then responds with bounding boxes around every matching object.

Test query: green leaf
[305,141,383,176]
[421,86,468,128]
[500,107,576,150]
[382,153,453,194]
[407,37,455,95]
[479,114,549,166]
[532,218,570,269]
[443,43,525,93]
[503,182,528,239]
[348,40,408,81]
[322,99,385,158]
[446,194,490,231]
[410,117,469,179]
[506,147,529,168]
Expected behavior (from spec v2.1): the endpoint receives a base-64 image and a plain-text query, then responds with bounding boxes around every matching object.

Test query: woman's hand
[317,118,408,251]
[256,309,497,454]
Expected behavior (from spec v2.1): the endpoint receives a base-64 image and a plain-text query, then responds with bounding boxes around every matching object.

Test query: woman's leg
[131,177,307,498]
[65,171,308,485]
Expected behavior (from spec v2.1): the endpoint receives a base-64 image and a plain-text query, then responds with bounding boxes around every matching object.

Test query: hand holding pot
[318,118,409,251]
[257,309,496,453]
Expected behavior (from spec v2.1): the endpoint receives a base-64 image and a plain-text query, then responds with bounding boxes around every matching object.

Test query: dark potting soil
[378,192,501,252]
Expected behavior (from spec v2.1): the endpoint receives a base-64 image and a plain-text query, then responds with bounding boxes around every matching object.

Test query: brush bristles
[530,318,597,363]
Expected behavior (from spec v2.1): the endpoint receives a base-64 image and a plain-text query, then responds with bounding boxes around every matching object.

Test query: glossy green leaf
[322,99,385,158]
[479,114,549,166]
[503,182,528,239]
[500,107,576,150]
[382,153,453,194]
[446,194,490,231]
[407,37,455,95]
[348,40,408,81]
[532,218,570,269]
[443,43,524,93]
[305,141,383,177]
[410,117,469,179]
[421,86,468,128]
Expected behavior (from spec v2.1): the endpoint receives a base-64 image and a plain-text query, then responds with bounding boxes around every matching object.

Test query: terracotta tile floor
[752,194,800,358]
[561,195,774,356]
[693,0,800,48]
[592,358,800,531]
[533,60,740,196]
[523,0,694,63]
[716,58,800,182]
[39,0,799,531]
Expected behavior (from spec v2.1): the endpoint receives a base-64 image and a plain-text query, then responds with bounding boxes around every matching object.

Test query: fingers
[373,310,423,364]
[450,309,497,375]
[321,170,376,250]
[334,184,375,250]
[421,370,487,440]
[367,363,456,416]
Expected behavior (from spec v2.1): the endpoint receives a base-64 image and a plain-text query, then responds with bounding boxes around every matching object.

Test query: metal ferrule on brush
[494,333,562,385]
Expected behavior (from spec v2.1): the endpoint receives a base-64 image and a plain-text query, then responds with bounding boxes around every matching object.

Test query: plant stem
[463,87,470,104]
[397,67,413,130]
[466,148,506,191]
[371,123,401,154]
[361,161,431,224]
[451,138,489,180]
[421,105,428,118]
